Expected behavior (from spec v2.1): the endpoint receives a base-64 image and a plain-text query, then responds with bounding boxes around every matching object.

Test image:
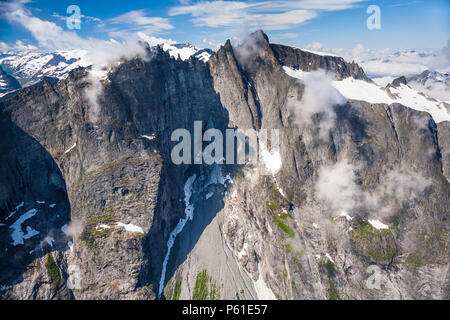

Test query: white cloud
[1,3,174,49]
[288,69,346,139]
[1,1,90,50]
[0,41,9,52]
[108,9,174,30]
[137,33,176,47]
[302,42,450,77]
[51,12,102,24]
[64,220,84,237]
[315,160,431,221]
[0,2,157,70]
[232,31,264,67]
[13,40,38,52]
[100,10,175,40]
[202,38,221,49]
[169,0,367,31]
[316,160,360,213]
[82,40,149,122]
[361,60,428,77]
[251,0,368,11]
[0,40,38,54]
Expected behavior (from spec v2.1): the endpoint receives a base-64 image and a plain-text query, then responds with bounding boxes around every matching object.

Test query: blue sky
[0,0,449,52]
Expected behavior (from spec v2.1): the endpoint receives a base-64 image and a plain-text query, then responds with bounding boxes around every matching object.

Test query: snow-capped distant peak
[161,43,212,62]
[166,43,199,61]
[137,32,212,62]
[193,49,213,63]
[283,66,450,123]
[0,37,213,98]
[0,50,90,88]
[406,70,450,102]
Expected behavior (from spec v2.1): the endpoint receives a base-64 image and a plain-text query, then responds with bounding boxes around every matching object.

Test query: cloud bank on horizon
[0,0,449,78]
[303,41,450,78]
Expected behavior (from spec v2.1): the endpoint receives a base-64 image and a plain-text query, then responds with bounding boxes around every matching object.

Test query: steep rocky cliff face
[0,31,448,300]
[270,42,370,82]
[438,122,450,181]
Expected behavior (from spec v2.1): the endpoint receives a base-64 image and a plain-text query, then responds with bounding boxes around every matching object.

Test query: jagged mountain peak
[407,69,450,85]
[0,30,449,301]
[382,70,450,103]
[270,42,371,81]
[389,76,407,88]
[248,29,270,43]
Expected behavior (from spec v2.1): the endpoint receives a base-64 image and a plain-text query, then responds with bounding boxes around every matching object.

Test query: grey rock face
[270,42,370,81]
[0,46,229,299]
[390,76,407,88]
[165,31,449,300]
[0,96,71,299]
[0,66,21,95]
[437,122,450,181]
[0,31,448,300]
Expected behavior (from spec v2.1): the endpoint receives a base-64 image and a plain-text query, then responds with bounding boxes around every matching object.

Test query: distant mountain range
[0,42,212,93]
[406,70,450,102]
[0,50,88,88]
[0,66,21,95]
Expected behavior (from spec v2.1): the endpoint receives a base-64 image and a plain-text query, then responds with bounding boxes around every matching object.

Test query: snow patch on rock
[368,219,389,230]
[116,222,144,233]
[159,174,197,298]
[253,266,276,300]
[64,143,77,154]
[283,66,450,123]
[10,209,39,246]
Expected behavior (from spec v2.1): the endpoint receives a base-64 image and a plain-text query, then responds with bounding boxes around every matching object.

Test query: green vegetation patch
[318,258,336,278]
[367,246,396,263]
[193,270,209,300]
[235,289,245,300]
[45,254,61,289]
[81,208,118,250]
[266,188,290,216]
[273,215,295,237]
[350,221,398,265]
[170,282,182,300]
[209,282,219,300]
[265,188,295,237]
[355,218,371,229]
[328,279,338,300]
[75,156,135,189]
[192,270,220,300]
[351,229,378,239]
[318,258,339,300]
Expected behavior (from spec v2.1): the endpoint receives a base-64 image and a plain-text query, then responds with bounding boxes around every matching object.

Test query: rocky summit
[0,30,448,300]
